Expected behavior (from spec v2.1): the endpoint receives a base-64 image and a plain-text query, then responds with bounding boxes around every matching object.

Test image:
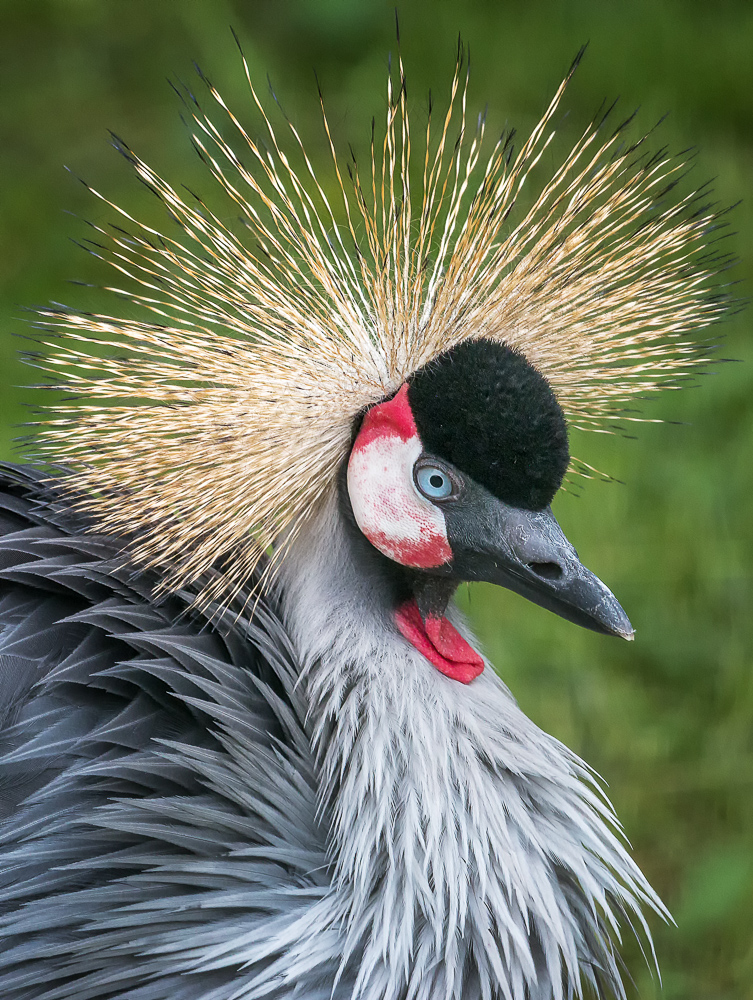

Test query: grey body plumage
[0,465,662,999]
[0,466,325,998]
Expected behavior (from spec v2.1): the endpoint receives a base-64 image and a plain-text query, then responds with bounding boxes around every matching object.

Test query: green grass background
[0,2,751,997]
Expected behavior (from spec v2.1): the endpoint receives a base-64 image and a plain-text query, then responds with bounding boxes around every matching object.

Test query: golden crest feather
[32,46,728,607]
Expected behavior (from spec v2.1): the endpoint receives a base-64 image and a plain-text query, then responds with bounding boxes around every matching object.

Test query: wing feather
[0,465,336,1000]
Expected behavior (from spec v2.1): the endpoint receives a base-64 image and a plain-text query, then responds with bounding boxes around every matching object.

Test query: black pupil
[430,474,444,489]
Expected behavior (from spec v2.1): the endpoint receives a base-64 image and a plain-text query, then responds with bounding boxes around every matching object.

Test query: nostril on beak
[527,561,564,581]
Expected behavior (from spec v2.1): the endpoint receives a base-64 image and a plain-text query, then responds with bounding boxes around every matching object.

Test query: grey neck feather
[277,490,665,1000]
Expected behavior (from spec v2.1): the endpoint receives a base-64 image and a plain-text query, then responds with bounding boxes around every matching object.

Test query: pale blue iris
[416,465,453,500]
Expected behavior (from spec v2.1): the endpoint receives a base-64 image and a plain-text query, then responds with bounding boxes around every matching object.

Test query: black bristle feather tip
[408,340,569,511]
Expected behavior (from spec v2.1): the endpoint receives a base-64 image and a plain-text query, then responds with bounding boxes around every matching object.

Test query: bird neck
[278,491,493,966]
[276,491,657,998]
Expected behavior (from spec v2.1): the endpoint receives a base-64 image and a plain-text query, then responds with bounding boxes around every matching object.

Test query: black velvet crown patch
[407,339,569,511]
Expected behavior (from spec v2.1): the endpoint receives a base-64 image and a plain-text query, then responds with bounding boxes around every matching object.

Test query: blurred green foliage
[0,2,751,997]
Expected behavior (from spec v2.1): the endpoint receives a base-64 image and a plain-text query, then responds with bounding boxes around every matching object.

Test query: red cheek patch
[347,385,452,569]
[395,598,484,684]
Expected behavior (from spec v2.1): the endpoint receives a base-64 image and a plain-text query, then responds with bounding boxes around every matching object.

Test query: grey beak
[444,491,634,640]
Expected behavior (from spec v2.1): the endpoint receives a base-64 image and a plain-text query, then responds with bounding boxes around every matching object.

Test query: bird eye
[415,464,454,501]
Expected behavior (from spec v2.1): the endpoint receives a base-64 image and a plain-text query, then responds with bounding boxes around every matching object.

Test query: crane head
[347,339,633,683]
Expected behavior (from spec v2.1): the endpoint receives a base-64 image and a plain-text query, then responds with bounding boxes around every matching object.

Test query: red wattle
[394,598,484,684]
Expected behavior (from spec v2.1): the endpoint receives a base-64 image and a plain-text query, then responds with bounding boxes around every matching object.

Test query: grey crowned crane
[0,47,727,1000]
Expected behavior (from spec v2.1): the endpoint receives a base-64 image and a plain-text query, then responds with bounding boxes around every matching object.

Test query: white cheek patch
[347,431,452,569]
